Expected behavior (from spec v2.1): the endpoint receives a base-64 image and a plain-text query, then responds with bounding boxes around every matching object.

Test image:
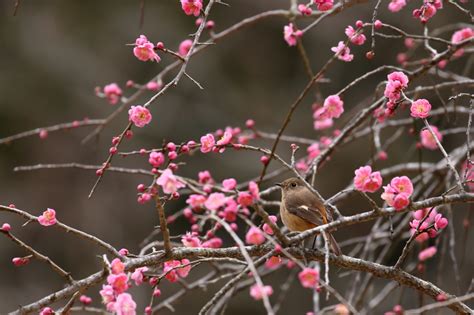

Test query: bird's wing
[284,203,325,226]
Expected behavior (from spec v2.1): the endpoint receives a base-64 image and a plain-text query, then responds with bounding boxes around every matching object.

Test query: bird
[276,177,342,255]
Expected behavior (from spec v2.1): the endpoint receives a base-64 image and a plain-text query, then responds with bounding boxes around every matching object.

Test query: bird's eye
[291,182,297,188]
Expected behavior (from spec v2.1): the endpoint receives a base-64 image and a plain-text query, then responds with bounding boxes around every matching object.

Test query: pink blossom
[80,295,92,305]
[107,273,129,294]
[205,192,227,210]
[420,126,442,150]
[250,284,273,300]
[198,170,213,184]
[331,41,353,62]
[40,307,54,315]
[186,194,207,209]
[418,246,437,261]
[381,176,413,210]
[223,198,238,222]
[345,25,366,45]
[182,232,202,247]
[296,159,309,172]
[114,293,137,315]
[392,193,410,210]
[413,0,441,23]
[222,178,237,190]
[1,223,11,232]
[265,256,282,269]
[263,215,278,235]
[283,23,303,46]
[180,0,202,17]
[384,71,409,101]
[177,258,191,278]
[451,28,474,57]
[12,257,29,266]
[178,39,193,57]
[314,117,334,130]
[298,267,319,288]
[156,169,186,194]
[202,237,223,248]
[146,81,161,91]
[131,267,148,286]
[374,20,383,29]
[307,143,321,159]
[249,181,260,200]
[388,0,406,12]
[391,176,414,195]
[128,105,152,128]
[216,131,232,147]
[313,0,334,11]
[100,284,115,304]
[434,213,448,230]
[245,227,266,245]
[163,260,180,282]
[200,133,215,153]
[237,192,253,207]
[298,4,313,15]
[103,83,122,105]
[133,35,160,62]
[320,95,344,119]
[410,99,431,118]
[148,151,165,167]
[38,208,57,226]
[39,129,48,139]
[353,166,383,193]
[111,258,125,275]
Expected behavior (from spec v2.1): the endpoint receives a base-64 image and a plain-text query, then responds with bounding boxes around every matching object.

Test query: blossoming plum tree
[1,0,473,314]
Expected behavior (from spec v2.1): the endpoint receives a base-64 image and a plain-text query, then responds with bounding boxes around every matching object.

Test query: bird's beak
[274,183,282,187]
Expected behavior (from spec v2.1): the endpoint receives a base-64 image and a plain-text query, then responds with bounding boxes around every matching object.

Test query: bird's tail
[326,232,342,256]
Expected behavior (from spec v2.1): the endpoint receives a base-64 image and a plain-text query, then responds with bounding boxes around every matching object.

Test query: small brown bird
[277,177,342,255]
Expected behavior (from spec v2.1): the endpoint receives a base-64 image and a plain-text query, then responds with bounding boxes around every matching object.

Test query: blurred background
[0,0,472,313]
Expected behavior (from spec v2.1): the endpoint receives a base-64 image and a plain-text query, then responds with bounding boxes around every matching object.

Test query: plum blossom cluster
[345,21,366,46]
[409,208,448,243]
[163,259,191,282]
[412,0,443,24]
[381,176,413,210]
[353,165,383,193]
[297,0,334,16]
[384,71,409,105]
[375,71,410,122]
[199,126,245,153]
[100,258,137,314]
